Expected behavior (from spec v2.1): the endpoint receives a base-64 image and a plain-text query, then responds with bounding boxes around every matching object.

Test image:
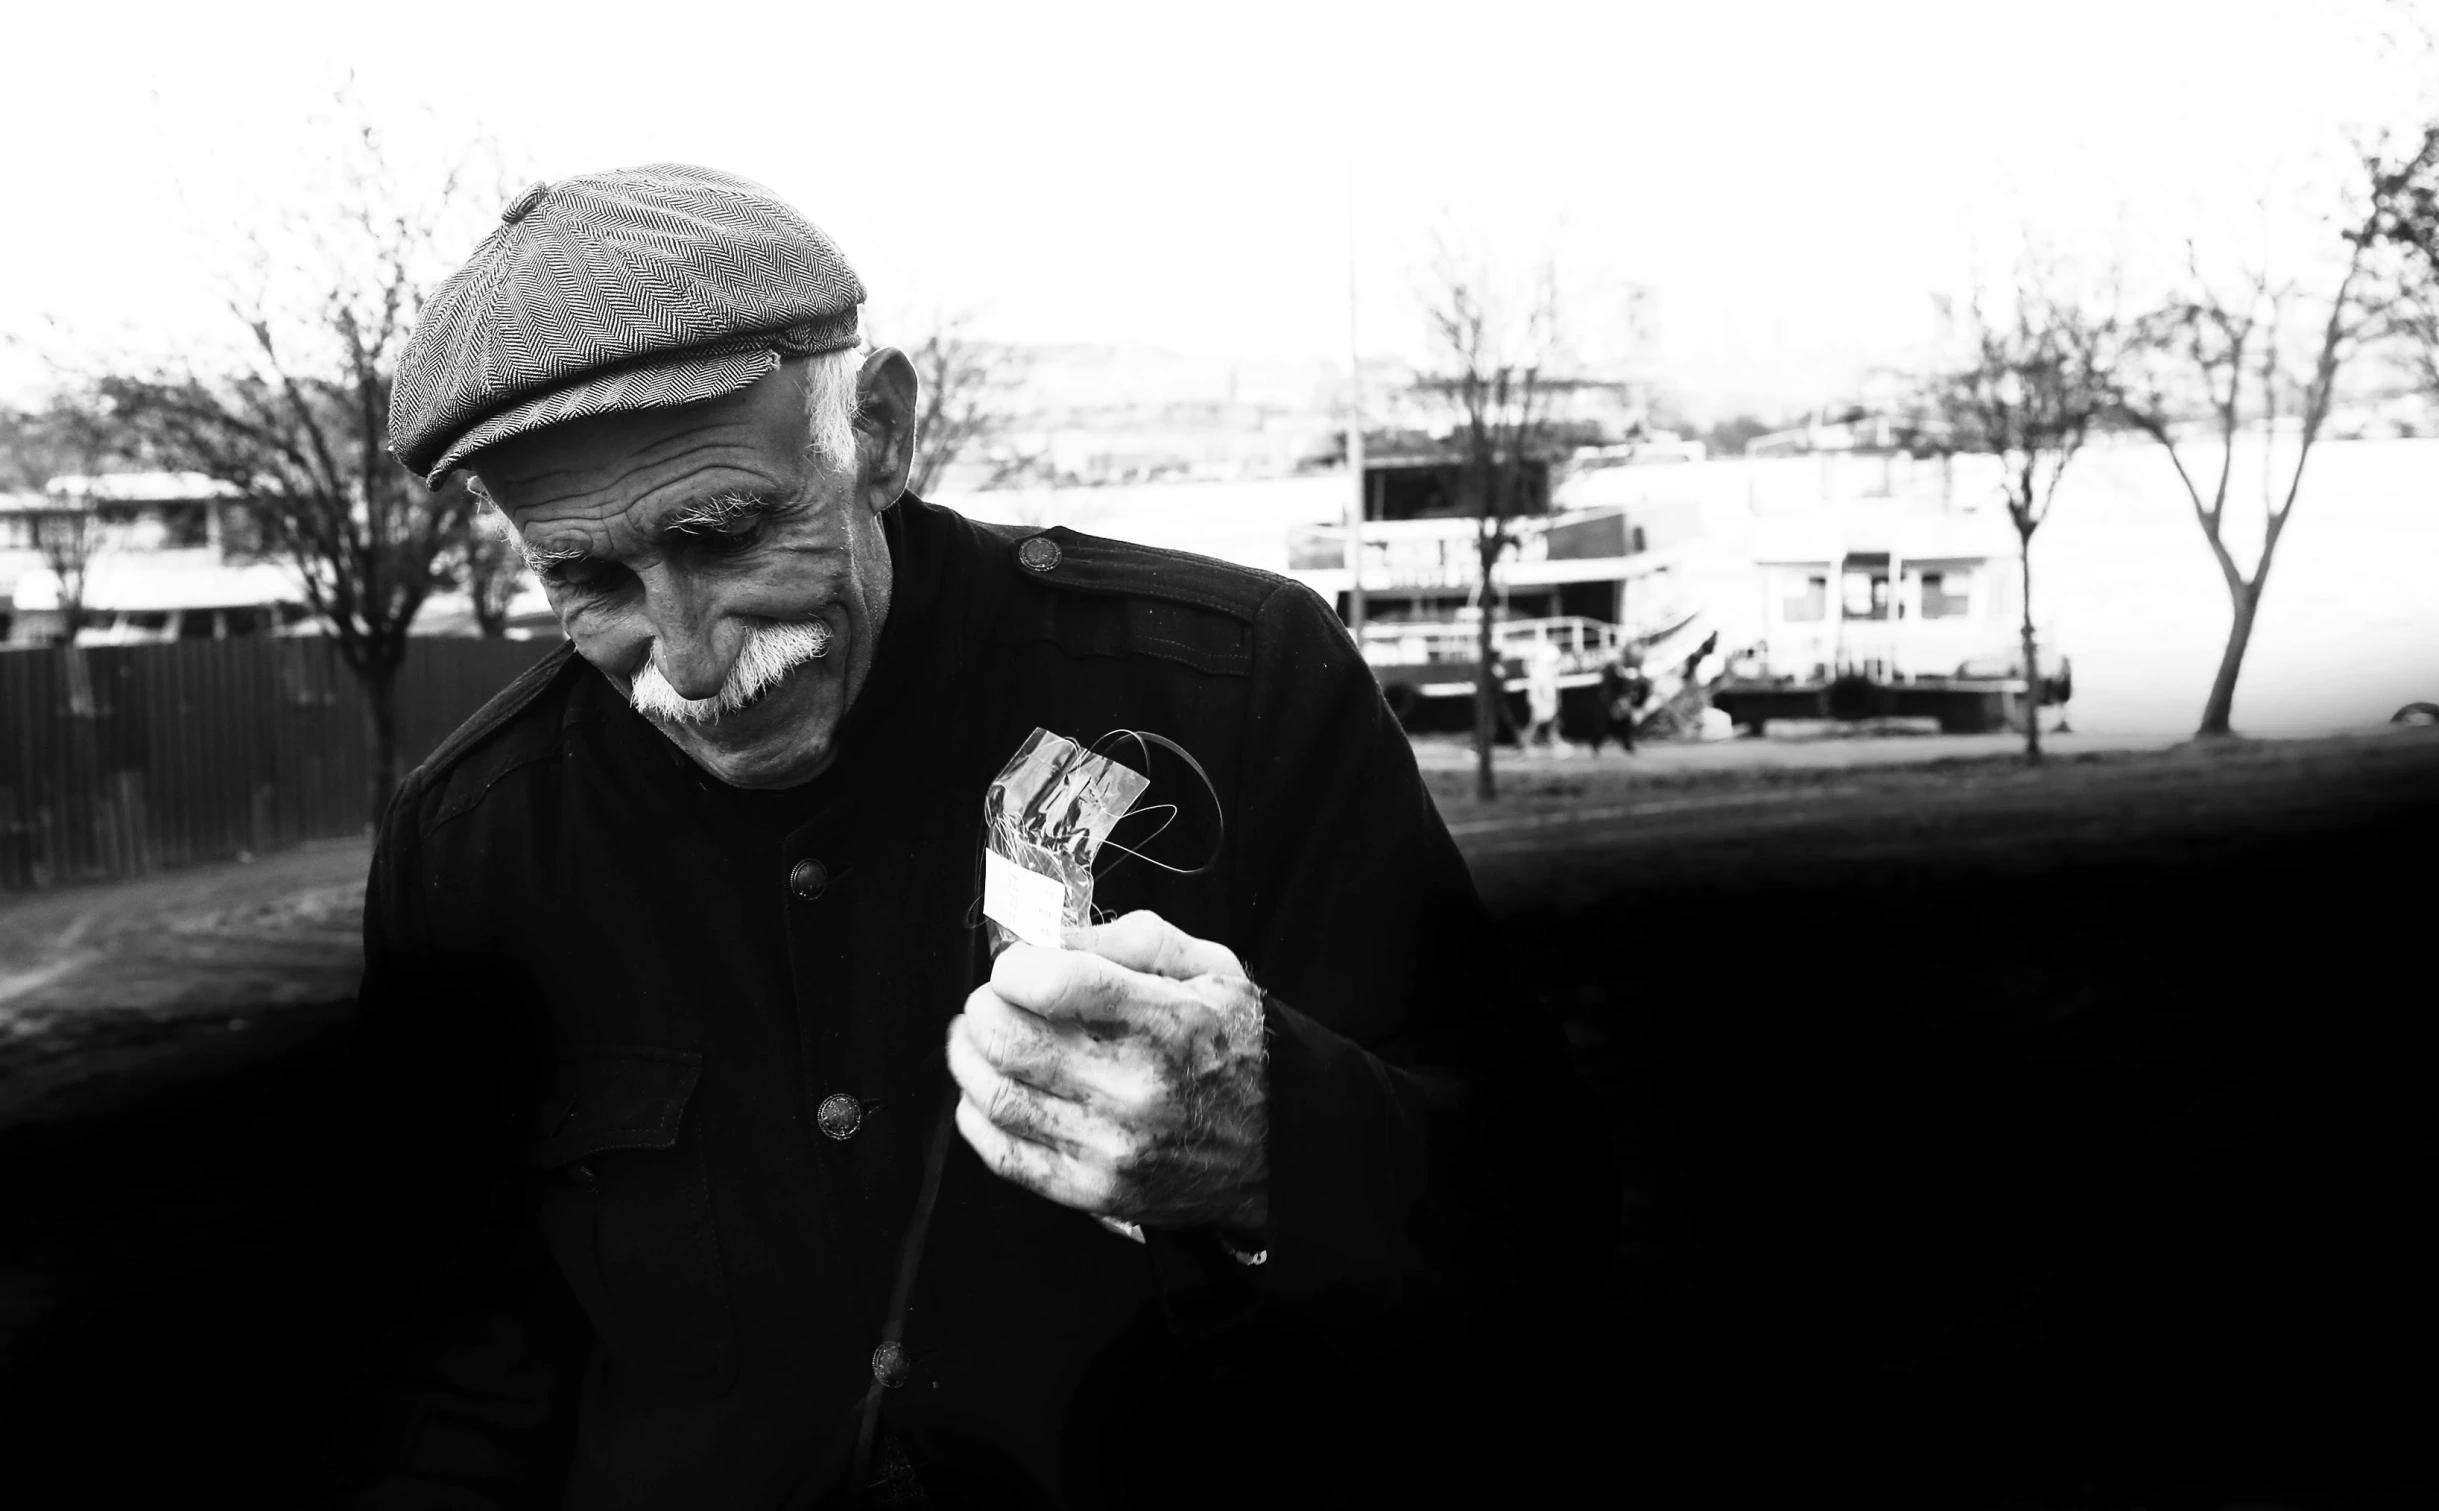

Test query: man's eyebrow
[515,491,791,577]
[518,538,590,576]
[662,490,788,534]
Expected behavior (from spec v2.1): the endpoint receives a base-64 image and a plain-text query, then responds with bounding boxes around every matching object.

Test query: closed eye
[672,516,766,554]
[522,543,622,593]
[668,491,780,529]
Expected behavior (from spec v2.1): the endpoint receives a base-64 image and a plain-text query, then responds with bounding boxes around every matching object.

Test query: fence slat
[0,636,561,890]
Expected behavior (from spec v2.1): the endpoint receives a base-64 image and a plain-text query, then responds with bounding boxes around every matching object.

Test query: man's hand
[946,910,1268,1235]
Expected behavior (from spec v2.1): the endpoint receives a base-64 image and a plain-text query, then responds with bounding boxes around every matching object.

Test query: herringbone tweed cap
[391,163,866,488]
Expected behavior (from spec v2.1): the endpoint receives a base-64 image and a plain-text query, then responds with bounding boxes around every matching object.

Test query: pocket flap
[528,1047,703,1168]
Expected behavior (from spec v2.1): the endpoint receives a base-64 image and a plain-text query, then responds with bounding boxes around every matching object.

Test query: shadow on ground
[1472,732,2439,1508]
[0,999,359,1505]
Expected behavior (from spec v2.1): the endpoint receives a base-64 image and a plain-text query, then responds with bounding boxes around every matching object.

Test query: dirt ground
[2,729,2435,1506]
[0,836,368,1134]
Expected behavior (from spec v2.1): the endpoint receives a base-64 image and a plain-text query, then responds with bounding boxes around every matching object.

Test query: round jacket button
[788,858,829,901]
[816,1092,863,1141]
[871,1340,910,1388]
[1017,535,1062,573]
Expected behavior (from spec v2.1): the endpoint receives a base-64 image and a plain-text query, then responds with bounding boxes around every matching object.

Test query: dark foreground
[1461,732,2439,1509]
[3,731,2435,1507]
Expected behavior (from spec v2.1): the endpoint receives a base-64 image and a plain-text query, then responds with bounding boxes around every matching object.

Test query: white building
[3,473,316,647]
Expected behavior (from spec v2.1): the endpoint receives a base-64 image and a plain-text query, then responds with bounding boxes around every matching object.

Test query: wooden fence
[0,636,561,891]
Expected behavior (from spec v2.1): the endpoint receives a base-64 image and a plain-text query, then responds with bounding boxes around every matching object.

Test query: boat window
[1920,571,1974,619]
[1781,575,1827,622]
[221,605,267,638]
[177,609,218,640]
[126,611,172,632]
[1842,571,1888,620]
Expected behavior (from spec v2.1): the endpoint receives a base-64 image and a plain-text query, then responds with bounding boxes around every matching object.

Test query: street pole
[1344,195,1367,644]
[1346,418,1366,638]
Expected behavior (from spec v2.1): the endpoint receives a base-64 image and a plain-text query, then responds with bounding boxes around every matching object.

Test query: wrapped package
[979,727,1150,955]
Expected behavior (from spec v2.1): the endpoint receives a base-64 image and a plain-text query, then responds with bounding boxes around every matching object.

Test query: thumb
[1064,909,1246,984]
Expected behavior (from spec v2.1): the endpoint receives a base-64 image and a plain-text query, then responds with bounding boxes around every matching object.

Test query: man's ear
[854,347,919,514]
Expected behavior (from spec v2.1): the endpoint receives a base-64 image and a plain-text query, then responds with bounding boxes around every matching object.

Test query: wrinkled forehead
[470,369,817,534]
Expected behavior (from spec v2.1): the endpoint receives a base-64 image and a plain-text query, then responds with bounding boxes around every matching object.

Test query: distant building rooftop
[44,471,238,502]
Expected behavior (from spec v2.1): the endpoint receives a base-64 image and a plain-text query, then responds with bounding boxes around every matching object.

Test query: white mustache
[629,620,832,726]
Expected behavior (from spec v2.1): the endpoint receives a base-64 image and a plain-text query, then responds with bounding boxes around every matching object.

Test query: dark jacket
[327,496,1613,1509]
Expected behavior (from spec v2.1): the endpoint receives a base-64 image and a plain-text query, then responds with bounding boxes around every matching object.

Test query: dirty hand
[946,910,1268,1236]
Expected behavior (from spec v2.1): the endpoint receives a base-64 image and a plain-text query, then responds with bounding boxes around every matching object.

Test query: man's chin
[675,727,839,789]
[648,670,841,789]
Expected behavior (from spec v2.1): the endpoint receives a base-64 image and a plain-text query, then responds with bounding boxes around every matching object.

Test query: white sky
[5,0,2434,417]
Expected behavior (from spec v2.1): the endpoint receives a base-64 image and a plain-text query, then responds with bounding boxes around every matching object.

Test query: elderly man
[325,165,1611,1510]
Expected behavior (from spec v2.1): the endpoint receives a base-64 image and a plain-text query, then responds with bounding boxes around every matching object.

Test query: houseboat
[1282,444,2068,735]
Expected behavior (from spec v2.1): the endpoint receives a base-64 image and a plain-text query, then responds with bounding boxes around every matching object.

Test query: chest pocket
[527,1047,736,1397]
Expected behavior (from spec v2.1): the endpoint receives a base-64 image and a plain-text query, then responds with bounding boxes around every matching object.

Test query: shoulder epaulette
[979,525,1294,680]
[994,525,1286,623]
[412,640,580,786]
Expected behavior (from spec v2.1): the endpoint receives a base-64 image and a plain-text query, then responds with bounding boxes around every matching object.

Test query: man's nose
[639,574,734,700]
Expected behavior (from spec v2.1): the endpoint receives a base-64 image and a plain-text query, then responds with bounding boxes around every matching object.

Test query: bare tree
[1920,275,2125,762]
[0,397,151,641]
[0,401,126,492]
[2119,139,2426,738]
[90,112,502,814]
[30,489,105,643]
[1417,251,1563,802]
[899,315,1035,497]
[2370,122,2439,399]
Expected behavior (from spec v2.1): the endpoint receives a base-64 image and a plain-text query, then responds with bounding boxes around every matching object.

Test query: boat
[1283,441,2068,736]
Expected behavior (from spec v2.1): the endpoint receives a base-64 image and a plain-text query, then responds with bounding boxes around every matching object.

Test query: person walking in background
[1525,638,1566,756]
[1592,654,1638,755]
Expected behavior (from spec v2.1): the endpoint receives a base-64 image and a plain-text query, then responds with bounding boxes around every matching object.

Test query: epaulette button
[1018,536,1062,573]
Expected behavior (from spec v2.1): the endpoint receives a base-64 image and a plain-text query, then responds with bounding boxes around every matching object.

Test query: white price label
[983,848,1068,948]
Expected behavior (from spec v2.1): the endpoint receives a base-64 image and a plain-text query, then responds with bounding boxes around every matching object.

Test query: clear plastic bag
[980,728,1149,955]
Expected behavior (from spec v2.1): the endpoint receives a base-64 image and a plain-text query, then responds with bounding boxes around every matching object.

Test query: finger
[991,942,1196,1040]
[954,1094,1121,1214]
[1064,909,1246,983]
[955,987,1090,1096]
[953,1001,1164,1119]
[946,1020,1124,1160]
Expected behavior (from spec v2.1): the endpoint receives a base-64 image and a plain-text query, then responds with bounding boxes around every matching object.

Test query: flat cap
[390,163,866,488]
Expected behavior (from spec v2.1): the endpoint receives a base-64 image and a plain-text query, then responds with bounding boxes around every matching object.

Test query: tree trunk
[364,661,403,822]
[1474,564,1498,803]
[472,592,509,639]
[2017,530,2042,764]
[2196,578,2262,738]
